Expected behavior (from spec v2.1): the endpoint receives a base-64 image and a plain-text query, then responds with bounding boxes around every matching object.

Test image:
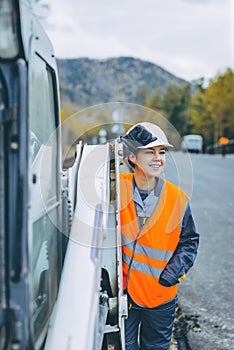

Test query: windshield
[0,0,19,58]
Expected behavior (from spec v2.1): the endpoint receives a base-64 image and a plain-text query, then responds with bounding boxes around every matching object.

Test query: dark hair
[121,141,139,170]
[122,125,157,148]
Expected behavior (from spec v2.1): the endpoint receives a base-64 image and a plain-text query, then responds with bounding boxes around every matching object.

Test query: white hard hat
[124,122,173,148]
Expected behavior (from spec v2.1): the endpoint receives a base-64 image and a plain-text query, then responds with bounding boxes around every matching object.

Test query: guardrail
[205,139,234,155]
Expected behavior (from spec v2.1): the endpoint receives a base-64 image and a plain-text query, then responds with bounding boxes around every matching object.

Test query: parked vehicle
[0,0,69,348]
[181,134,203,153]
[0,1,126,349]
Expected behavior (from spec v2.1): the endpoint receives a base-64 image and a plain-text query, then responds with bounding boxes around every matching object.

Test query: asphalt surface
[165,152,234,350]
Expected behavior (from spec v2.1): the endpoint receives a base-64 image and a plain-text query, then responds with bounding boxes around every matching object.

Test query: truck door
[0,1,64,349]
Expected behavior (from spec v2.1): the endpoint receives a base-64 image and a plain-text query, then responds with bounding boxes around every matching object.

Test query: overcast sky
[42,0,234,82]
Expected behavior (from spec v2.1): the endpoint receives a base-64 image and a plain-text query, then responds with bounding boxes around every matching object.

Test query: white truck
[181,134,203,153]
[0,1,127,349]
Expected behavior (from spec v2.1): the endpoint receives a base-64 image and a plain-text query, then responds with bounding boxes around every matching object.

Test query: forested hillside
[58,56,234,152]
[57,56,187,107]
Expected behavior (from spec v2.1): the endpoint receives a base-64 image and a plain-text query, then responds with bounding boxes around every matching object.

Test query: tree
[145,89,163,113]
[161,83,191,136]
[189,88,215,145]
[204,69,234,141]
[189,69,234,145]
[135,83,148,105]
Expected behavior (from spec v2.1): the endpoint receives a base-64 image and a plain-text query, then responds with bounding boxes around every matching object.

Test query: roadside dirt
[171,305,201,350]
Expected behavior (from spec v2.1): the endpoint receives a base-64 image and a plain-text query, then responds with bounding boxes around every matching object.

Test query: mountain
[56,56,188,108]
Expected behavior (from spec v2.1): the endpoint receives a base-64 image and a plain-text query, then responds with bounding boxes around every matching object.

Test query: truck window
[28,53,61,347]
[0,0,19,58]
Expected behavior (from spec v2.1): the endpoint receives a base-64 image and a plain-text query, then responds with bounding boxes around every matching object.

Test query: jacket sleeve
[159,201,199,287]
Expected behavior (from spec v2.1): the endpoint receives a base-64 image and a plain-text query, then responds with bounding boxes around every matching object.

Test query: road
[165,152,234,350]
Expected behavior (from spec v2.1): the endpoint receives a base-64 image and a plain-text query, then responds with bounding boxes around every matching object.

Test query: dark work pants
[125,297,177,350]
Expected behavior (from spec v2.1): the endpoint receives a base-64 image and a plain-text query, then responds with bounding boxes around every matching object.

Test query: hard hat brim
[137,140,173,148]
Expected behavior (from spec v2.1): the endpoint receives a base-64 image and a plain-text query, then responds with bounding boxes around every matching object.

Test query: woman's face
[129,146,166,178]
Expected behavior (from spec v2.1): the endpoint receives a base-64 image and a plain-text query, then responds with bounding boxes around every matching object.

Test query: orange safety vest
[120,173,188,308]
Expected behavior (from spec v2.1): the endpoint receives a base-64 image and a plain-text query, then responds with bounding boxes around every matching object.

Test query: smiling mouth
[150,163,161,168]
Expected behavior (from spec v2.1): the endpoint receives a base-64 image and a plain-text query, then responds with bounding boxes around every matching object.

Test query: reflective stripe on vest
[122,236,174,262]
[120,173,188,308]
[123,252,165,279]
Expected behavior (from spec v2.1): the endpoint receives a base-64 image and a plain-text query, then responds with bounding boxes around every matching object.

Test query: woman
[119,122,199,350]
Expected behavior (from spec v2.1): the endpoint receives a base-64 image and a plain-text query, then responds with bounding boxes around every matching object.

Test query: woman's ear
[128,153,137,164]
